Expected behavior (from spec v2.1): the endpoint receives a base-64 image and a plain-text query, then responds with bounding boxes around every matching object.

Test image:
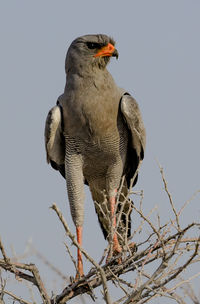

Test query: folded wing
[44,104,65,178]
[120,93,146,186]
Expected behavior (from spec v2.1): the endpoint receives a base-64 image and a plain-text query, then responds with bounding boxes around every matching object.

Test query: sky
[0,1,200,303]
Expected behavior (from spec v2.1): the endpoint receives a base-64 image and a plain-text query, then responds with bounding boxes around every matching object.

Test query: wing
[44,104,65,178]
[120,93,146,186]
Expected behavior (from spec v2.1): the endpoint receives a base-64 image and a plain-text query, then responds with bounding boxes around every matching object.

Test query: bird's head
[65,34,118,73]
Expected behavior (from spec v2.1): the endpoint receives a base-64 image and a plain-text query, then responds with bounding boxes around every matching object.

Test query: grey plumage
[45,34,146,247]
[44,104,65,178]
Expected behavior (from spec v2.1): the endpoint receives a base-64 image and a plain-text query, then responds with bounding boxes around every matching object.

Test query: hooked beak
[112,48,119,59]
[94,43,119,59]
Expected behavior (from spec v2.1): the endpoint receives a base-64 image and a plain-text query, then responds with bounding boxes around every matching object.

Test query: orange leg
[76,226,84,278]
[109,194,122,254]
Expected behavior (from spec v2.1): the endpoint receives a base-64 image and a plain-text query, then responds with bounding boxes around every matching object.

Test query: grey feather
[44,105,65,175]
[121,94,146,160]
[45,34,146,242]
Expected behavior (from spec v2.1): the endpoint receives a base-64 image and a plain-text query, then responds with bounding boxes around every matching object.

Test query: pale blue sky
[0,1,200,303]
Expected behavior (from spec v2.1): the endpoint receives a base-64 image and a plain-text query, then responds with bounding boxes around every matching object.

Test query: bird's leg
[76,226,84,279]
[65,152,85,279]
[107,190,122,263]
[110,193,122,254]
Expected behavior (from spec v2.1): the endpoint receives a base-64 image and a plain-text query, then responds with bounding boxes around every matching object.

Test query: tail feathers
[94,198,133,245]
[96,213,108,239]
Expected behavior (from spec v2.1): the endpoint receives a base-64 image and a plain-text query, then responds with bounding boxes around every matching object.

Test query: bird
[45,34,146,278]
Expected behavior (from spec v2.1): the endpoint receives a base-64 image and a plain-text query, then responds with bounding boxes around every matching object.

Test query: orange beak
[94,43,118,58]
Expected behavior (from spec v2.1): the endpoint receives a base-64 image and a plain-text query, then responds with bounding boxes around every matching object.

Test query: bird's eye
[86,42,100,49]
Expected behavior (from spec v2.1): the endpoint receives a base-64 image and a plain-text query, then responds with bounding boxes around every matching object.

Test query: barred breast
[65,112,128,193]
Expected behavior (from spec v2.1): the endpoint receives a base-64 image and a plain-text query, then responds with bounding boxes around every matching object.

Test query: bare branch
[64,242,79,275]
[51,203,112,304]
[0,289,32,304]
[0,238,9,264]
[157,161,181,231]
[32,245,69,282]
[0,257,50,304]
[1,164,199,304]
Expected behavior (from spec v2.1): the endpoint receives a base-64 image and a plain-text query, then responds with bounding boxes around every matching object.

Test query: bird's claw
[106,244,122,264]
[128,242,137,253]
[75,271,84,282]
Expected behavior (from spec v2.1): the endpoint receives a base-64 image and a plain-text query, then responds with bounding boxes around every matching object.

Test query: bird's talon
[106,245,122,264]
[75,272,84,282]
[70,276,75,284]
[128,242,137,252]
[113,246,122,255]
[106,252,112,264]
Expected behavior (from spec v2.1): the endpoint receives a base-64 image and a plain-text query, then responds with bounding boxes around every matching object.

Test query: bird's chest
[64,73,121,137]
[84,119,128,175]
[82,136,120,178]
[80,90,119,138]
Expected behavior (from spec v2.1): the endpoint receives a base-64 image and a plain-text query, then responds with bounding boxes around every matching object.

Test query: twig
[0,289,32,304]
[0,238,9,264]
[1,163,199,304]
[107,267,129,296]
[51,203,112,304]
[180,277,200,304]
[64,242,78,274]
[0,259,50,303]
[98,247,109,266]
[131,205,159,240]
[178,189,200,217]
[167,271,200,293]
[157,161,181,231]
[32,246,69,282]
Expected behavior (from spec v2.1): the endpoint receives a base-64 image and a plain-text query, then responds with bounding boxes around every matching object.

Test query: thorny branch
[0,165,200,304]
